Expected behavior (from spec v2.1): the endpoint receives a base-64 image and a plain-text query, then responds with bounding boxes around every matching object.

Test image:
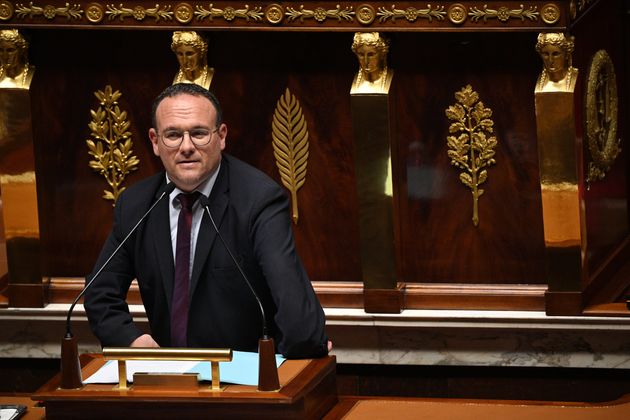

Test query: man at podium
[84,83,329,359]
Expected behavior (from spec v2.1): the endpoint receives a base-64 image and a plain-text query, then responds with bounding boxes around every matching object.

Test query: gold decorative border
[468,4,539,23]
[285,5,353,23]
[15,2,83,20]
[3,2,564,27]
[194,3,263,22]
[376,4,446,23]
[105,4,172,21]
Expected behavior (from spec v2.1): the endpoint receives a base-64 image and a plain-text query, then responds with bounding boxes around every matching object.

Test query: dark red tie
[171,192,200,347]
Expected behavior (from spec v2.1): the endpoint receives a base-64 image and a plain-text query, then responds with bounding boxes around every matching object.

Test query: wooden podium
[32,354,337,420]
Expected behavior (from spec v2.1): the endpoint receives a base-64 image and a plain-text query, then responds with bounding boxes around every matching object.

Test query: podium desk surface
[32,353,337,420]
[0,395,45,420]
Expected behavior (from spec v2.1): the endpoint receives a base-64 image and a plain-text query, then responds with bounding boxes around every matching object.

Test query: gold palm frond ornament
[272,88,309,224]
[445,85,497,226]
[86,85,139,204]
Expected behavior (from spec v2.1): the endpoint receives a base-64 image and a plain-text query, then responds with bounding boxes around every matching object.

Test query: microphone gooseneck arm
[199,195,269,338]
[65,182,176,338]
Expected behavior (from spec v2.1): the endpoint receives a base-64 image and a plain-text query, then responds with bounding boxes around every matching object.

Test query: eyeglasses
[159,127,219,148]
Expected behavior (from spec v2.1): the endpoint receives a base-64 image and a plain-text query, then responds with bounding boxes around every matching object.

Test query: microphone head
[158,182,177,197]
[198,194,210,207]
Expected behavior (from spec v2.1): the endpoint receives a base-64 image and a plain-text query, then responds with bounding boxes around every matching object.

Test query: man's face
[175,45,201,72]
[540,44,566,80]
[149,93,226,192]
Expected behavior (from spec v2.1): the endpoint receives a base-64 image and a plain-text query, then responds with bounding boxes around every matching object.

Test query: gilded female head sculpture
[171,31,213,90]
[351,32,392,94]
[535,32,577,93]
[0,29,34,89]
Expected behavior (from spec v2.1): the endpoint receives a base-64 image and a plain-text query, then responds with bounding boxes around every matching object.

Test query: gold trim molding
[468,4,539,22]
[272,88,309,225]
[15,2,82,20]
[445,84,497,227]
[585,49,620,187]
[86,85,140,203]
[2,2,564,29]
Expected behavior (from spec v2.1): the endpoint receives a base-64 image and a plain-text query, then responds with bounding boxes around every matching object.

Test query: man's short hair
[151,83,223,129]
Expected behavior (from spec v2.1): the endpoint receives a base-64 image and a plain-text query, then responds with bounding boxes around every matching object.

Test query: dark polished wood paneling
[11,2,630,313]
[209,31,363,283]
[392,32,547,284]
[30,30,169,277]
[27,30,364,282]
[571,0,629,285]
[28,30,549,289]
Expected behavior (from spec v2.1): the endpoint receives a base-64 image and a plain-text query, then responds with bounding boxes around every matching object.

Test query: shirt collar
[166,162,221,206]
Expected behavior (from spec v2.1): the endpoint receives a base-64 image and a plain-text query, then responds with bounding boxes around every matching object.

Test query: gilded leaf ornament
[272,88,309,224]
[86,85,139,204]
[445,85,497,227]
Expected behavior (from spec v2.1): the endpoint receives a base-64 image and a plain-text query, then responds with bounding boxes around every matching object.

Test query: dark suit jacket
[85,154,328,358]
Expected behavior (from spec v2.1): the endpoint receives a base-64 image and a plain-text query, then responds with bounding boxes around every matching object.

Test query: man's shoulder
[223,154,280,192]
[117,172,166,206]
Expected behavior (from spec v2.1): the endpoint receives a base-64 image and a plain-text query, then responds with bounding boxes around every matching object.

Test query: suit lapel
[190,160,229,296]
[152,196,175,312]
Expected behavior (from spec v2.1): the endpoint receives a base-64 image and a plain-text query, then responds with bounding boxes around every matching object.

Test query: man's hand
[131,334,160,347]
[327,340,333,352]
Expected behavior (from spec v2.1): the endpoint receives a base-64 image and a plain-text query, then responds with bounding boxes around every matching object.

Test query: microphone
[60,181,176,389]
[198,195,280,391]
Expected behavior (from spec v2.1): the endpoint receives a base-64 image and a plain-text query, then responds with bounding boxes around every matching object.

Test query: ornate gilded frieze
[585,50,620,188]
[272,88,309,224]
[467,4,540,23]
[86,85,139,203]
[15,2,83,20]
[445,84,497,227]
[0,1,565,29]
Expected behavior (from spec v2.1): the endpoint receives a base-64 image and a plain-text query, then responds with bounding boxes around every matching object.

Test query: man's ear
[148,128,160,156]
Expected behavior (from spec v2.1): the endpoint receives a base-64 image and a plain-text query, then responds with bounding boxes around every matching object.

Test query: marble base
[1,305,630,369]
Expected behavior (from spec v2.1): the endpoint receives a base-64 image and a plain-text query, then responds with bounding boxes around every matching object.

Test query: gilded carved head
[171,31,212,89]
[171,31,208,74]
[171,31,208,55]
[351,32,389,83]
[0,29,29,77]
[535,32,575,83]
